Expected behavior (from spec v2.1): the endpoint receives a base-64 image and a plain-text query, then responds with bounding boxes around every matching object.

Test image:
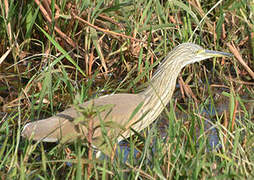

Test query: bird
[21,43,232,156]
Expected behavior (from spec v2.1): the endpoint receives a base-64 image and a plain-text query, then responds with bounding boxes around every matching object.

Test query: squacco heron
[22,43,231,153]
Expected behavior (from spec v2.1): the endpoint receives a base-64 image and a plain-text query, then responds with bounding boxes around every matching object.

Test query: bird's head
[171,43,232,68]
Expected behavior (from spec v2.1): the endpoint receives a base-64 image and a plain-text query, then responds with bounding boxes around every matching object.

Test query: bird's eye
[196,49,205,55]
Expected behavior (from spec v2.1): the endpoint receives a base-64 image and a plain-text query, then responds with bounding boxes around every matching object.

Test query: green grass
[0,0,254,179]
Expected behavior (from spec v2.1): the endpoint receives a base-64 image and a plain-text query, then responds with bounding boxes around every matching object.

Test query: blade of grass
[36,24,86,77]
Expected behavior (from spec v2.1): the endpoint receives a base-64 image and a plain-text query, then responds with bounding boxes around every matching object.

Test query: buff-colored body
[22,43,231,154]
[22,94,145,146]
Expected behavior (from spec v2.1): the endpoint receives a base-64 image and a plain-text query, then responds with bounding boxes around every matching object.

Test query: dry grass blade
[34,0,76,48]
[72,12,144,43]
[0,45,13,65]
[227,42,254,79]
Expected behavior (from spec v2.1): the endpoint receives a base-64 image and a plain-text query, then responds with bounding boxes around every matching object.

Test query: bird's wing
[22,93,145,144]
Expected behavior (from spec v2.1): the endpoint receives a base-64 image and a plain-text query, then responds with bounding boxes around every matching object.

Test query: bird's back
[22,93,145,145]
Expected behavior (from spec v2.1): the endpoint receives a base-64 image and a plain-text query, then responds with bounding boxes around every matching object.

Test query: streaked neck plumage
[135,47,194,133]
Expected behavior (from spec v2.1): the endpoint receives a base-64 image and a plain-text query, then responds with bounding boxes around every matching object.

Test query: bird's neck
[142,60,182,106]
[136,60,182,131]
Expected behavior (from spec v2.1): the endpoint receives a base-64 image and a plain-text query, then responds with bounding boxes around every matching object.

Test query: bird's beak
[204,49,233,57]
